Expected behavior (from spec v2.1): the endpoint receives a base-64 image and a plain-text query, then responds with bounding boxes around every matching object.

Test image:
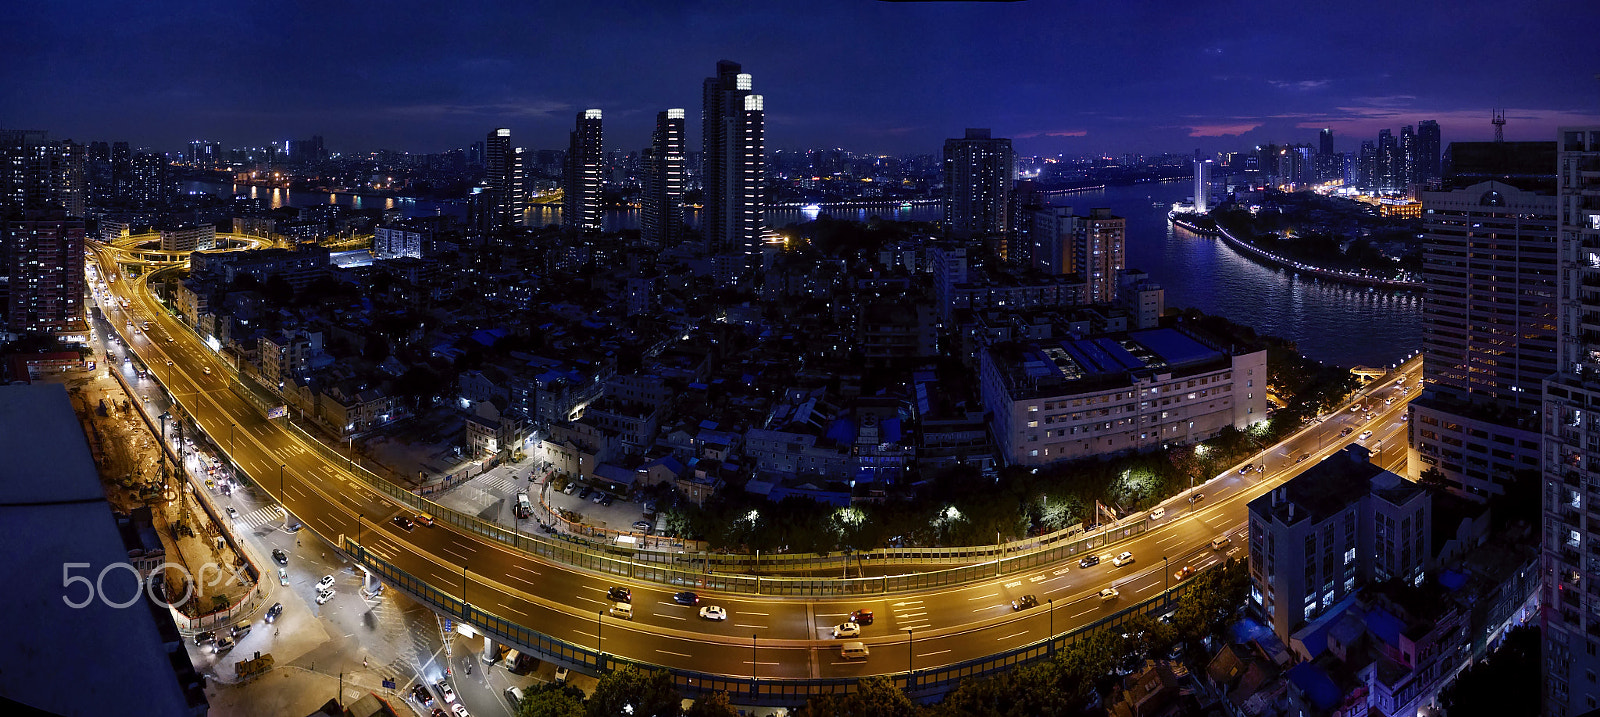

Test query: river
[186,180,1420,367]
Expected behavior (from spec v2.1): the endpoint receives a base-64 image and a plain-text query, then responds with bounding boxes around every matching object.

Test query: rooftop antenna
[1492,108,1506,143]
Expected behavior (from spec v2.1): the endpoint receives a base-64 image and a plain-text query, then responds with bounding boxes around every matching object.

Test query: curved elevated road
[88,242,1420,680]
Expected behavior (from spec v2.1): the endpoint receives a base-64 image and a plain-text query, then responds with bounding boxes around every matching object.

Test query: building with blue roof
[979,325,1267,465]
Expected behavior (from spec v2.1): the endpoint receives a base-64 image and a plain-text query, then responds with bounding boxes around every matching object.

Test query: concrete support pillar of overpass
[482,636,497,663]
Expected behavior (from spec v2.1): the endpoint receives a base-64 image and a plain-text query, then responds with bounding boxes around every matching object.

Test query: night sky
[6,0,1598,157]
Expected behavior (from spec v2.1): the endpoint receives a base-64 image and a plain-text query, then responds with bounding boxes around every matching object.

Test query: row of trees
[518,560,1250,717]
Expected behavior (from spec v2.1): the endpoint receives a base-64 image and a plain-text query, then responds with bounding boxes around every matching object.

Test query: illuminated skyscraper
[1417,120,1442,187]
[942,128,1013,235]
[3,209,84,333]
[564,110,604,233]
[1194,159,1213,213]
[640,109,685,247]
[1542,126,1600,717]
[482,128,525,232]
[701,61,766,283]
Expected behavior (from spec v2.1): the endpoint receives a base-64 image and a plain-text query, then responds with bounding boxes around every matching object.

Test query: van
[609,602,633,620]
[840,641,870,660]
[1149,507,1165,520]
[504,649,521,667]
[505,686,525,706]
[515,493,533,519]
[1210,536,1232,550]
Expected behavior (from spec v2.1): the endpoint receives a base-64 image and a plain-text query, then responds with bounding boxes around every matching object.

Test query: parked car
[590,492,605,504]
[1149,507,1165,520]
[315,588,336,605]
[412,684,434,707]
[1112,551,1136,567]
[436,680,456,703]
[554,666,569,683]
[1011,594,1039,610]
[849,609,875,625]
[1188,493,1204,504]
[673,591,699,605]
[451,704,470,717]
[699,605,728,621]
[607,587,631,603]
[272,549,288,565]
[632,520,652,532]
[1079,555,1101,568]
[316,575,336,592]
[578,487,593,500]
[601,494,614,506]
[832,622,861,638]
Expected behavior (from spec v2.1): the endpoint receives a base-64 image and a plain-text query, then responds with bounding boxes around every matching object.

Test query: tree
[587,665,680,717]
[683,691,739,717]
[796,676,921,717]
[517,682,587,717]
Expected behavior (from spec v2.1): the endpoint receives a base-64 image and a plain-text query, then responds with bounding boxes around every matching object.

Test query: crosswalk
[475,475,517,495]
[233,505,284,529]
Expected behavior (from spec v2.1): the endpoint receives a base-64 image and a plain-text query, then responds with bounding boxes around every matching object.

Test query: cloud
[1186,123,1261,137]
[1015,128,1089,138]
[1268,80,1330,91]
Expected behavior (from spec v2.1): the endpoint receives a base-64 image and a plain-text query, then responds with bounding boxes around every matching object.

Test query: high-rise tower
[701,60,766,284]
[942,128,1013,235]
[564,110,604,233]
[483,128,525,232]
[1417,120,1442,187]
[1542,126,1600,717]
[641,109,686,247]
[3,209,84,334]
[1194,159,1213,213]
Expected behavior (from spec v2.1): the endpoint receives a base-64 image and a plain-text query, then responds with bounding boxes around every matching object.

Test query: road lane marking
[997,631,1028,641]
[1052,568,1070,576]
[1028,575,1045,583]
[440,546,472,563]
[735,611,769,616]
[572,631,596,639]
[658,614,685,621]
[734,623,768,629]
[967,593,998,601]
[1004,580,1022,588]
[917,649,951,658]
[897,611,927,618]
[743,661,781,666]
[1070,607,1098,618]
[972,605,1004,612]
[891,600,923,607]
[574,596,606,606]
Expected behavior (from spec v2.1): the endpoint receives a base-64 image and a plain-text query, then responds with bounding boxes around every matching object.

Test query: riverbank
[1172,214,1422,290]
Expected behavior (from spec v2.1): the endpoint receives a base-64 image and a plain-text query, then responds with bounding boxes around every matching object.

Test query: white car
[225,506,238,519]
[1358,430,1373,441]
[315,575,336,592]
[699,605,728,621]
[832,622,861,638]
[315,587,335,604]
[1149,507,1165,520]
[1112,551,1136,567]
[451,704,470,717]
[554,666,569,683]
[436,680,456,703]
[278,568,289,586]
[1099,588,1120,600]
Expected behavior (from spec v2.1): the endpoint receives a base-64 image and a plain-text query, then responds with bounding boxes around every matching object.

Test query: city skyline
[4,1,1598,156]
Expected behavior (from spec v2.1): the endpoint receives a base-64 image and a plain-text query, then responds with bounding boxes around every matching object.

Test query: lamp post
[1047,598,1055,641]
[905,628,914,675]
[279,463,287,507]
[356,514,364,548]
[596,611,604,655]
[1163,555,1170,595]
[461,565,469,606]
[751,633,758,691]
[230,422,236,459]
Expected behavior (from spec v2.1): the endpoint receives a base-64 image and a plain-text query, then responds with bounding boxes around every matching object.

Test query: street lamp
[461,564,469,606]
[230,422,236,459]
[279,463,287,509]
[597,611,604,655]
[752,633,758,689]
[1047,598,1055,641]
[1163,555,1170,595]
[905,628,914,676]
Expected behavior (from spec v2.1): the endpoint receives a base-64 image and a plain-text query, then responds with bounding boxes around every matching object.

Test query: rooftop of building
[987,326,1237,398]
[0,383,202,716]
[1248,445,1420,527]
[1441,141,1557,193]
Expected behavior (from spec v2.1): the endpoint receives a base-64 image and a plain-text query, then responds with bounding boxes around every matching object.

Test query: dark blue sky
[5,0,1598,157]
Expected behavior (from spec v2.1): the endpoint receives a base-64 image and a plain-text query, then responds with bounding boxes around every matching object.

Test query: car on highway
[272,549,288,565]
[315,587,336,605]
[266,602,283,623]
[1211,536,1233,550]
[414,514,434,527]
[1112,551,1136,567]
[850,609,875,625]
[1174,566,1194,581]
[1297,453,1311,463]
[1358,430,1373,441]
[1011,594,1039,610]
[606,587,631,603]
[1340,427,1354,436]
[1149,507,1165,520]
[608,603,633,620]
[1385,397,1394,404]
[316,575,335,592]
[205,478,215,490]
[392,515,415,531]
[278,568,289,585]
[1099,588,1120,600]
[673,591,699,605]
[436,680,456,703]
[1188,493,1204,504]
[699,605,727,621]
[203,366,211,375]
[166,359,173,365]
[1079,555,1101,568]
[1400,414,1409,421]
[1350,404,1362,412]
[632,520,651,532]
[411,684,434,707]
[832,622,861,638]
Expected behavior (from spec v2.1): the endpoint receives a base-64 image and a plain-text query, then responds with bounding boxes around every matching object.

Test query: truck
[234,651,274,681]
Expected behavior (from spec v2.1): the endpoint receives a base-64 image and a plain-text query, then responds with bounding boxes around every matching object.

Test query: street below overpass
[90,242,1420,680]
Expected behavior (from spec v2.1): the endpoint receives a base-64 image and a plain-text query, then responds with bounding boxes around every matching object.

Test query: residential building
[130,152,170,204]
[1027,205,1077,276]
[979,326,1268,466]
[1542,126,1600,717]
[482,128,524,233]
[373,222,426,260]
[190,245,330,292]
[563,111,603,232]
[1409,141,1557,498]
[640,109,686,247]
[1247,445,1432,649]
[1417,120,1442,187]
[942,128,1012,235]
[4,210,85,334]
[1078,208,1126,303]
[701,61,766,284]
[159,224,215,253]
